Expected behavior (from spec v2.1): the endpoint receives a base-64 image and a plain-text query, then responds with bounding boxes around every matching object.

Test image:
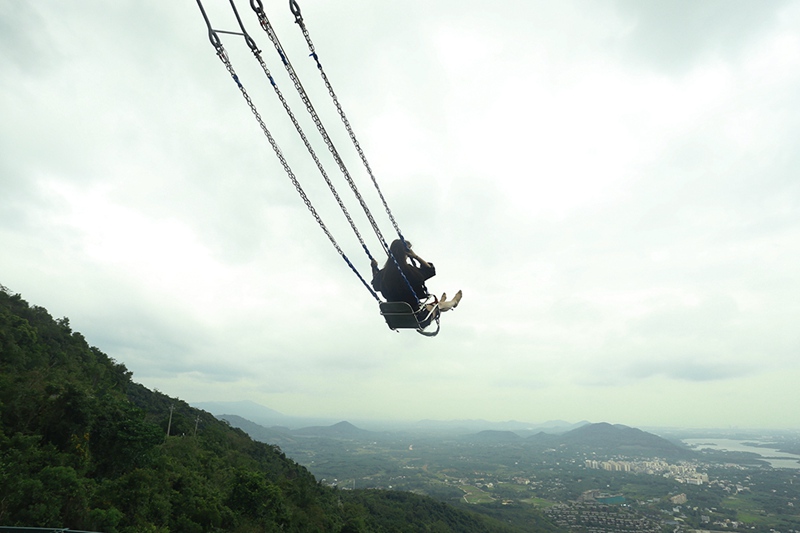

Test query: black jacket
[372,260,435,308]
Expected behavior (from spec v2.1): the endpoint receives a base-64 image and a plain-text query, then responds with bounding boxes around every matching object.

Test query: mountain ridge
[0,286,547,532]
[203,400,592,434]
[548,422,693,458]
[221,413,691,461]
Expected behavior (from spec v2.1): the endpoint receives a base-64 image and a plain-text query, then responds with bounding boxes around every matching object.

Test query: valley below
[219,412,800,533]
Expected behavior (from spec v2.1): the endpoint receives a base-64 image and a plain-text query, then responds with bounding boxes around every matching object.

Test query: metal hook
[196,0,223,50]
[227,0,260,54]
[289,0,303,23]
[250,0,265,15]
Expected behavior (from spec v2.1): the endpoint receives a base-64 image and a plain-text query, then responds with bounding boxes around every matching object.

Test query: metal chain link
[215,46,379,301]
[295,15,404,243]
[197,0,422,310]
[283,4,422,307]
[279,1,425,308]
[250,51,374,262]
[253,6,391,256]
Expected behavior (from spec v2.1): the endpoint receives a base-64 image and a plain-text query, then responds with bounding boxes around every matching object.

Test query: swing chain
[253,6,391,256]
[292,7,404,242]
[217,50,315,233]
[214,45,380,302]
[282,1,421,308]
[250,49,375,262]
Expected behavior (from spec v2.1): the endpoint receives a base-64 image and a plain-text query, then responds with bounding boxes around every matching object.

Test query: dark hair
[385,239,409,269]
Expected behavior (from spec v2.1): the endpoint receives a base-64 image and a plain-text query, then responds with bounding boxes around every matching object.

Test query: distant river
[682,438,800,469]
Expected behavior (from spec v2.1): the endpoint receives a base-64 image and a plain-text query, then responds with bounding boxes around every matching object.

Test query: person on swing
[371,239,462,317]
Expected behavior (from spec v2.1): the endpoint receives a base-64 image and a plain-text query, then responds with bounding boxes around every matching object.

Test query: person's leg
[438,290,462,312]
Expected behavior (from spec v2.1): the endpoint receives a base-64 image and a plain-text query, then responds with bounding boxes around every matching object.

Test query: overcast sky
[2,0,799,430]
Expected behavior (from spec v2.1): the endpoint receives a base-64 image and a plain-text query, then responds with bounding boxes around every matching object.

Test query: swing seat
[379,300,440,337]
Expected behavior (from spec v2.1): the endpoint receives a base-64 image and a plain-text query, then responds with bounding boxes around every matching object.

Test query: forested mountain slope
[0,287,533,532]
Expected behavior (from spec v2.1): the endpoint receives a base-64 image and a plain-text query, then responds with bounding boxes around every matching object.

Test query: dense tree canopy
[0,287,540,532]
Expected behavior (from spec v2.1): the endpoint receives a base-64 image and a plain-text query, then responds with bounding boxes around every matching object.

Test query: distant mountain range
[198,400,590,434]
[220,415,382,445]
[412,418,591,435]
[468,430,524,442]
[203,401,690,459]
[531,422,692,458]
[458,422,691,458]
[218,409,692,460]
[2,288,542,533]
[292,420,373,438]
[194,400,339,429]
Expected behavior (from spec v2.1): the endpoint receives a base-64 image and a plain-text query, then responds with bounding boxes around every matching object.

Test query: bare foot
[452,290,462,308]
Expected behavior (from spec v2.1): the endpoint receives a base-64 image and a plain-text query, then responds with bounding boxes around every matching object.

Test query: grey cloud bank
[1,0,799,429]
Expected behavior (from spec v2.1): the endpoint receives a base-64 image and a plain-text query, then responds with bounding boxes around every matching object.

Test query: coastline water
[683,438,800,469]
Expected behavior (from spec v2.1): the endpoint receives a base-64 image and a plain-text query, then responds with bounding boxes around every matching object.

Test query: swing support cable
[196,0,429,317]
[195,0,380,302]
[224,0,377,267]
[288,0,405,244]
[250,0,426,309]
[250,0,391,255]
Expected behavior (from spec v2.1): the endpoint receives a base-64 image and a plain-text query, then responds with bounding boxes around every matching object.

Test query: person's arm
[370,259,382,292]
[407,249,431,269]
[408,249,435,282]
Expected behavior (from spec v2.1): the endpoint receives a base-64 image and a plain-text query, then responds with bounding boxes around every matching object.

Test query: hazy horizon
[195,399,800,433]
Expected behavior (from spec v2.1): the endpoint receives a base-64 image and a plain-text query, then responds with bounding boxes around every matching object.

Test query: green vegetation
[0,287,536,532]
[6,284,797,532]
[519,497,557,509]
[723,496,770,525]
[458,486,494,505]
[240,419,800,532]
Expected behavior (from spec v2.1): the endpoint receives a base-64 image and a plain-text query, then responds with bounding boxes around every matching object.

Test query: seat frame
[379,299,441,337]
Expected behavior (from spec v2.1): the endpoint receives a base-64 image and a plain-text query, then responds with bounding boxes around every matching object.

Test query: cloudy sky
[2,0,799,430]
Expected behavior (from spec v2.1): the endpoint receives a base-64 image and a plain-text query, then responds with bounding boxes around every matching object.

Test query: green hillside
[0,287,526,532]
